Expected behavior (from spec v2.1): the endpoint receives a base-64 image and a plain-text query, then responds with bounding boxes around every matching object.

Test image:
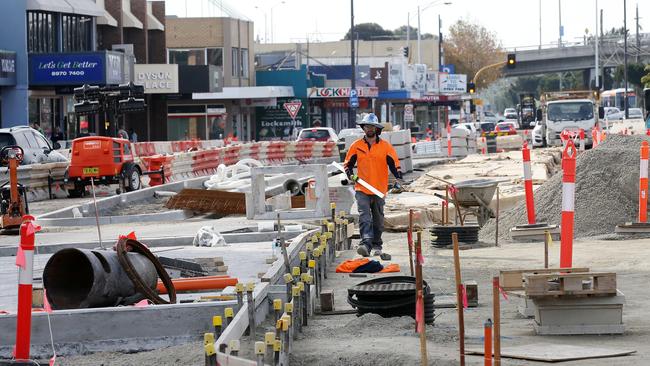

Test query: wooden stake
[544,230,549,269]
[452,232,465,366]
[408,209,415,277]
[495,187,500,247]
[451,188,464,226]
[445,185,450,225]
[415,231,428,366]
[277,213,290,275]
[492,276,501,366]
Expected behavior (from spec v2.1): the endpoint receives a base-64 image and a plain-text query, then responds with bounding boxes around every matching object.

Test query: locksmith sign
[307,87,378,98]
[134,64,179,93]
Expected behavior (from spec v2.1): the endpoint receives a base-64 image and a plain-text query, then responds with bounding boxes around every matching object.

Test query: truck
[532,90,604,147]
[517,93,537,129]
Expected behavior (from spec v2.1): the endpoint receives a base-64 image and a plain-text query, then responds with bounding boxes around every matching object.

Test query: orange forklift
[0,146,29,232]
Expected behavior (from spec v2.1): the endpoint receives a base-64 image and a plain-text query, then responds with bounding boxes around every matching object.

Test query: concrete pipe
[43,248,158,309]
[283,178,302,196]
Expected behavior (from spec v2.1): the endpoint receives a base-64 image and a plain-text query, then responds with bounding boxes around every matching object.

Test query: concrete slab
[509,223,561,241]
[615,222,650,233]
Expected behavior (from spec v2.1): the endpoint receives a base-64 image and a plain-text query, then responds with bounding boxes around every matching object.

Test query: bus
[600,88,637,110]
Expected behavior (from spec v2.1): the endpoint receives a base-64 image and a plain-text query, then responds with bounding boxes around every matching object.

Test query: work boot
[357,244,370,257]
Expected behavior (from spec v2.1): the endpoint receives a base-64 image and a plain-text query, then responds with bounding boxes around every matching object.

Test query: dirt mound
[480,135,650,242]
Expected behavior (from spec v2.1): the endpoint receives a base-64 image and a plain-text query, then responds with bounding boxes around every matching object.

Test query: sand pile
[480,134,650,242]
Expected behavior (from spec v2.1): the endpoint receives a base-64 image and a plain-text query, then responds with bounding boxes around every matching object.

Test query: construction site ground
[4,146,649,365]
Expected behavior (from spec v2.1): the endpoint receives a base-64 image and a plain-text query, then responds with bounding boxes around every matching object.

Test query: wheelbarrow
[453,179,498,227]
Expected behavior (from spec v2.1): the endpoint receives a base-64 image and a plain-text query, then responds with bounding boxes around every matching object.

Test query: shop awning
[65,0,105,16]
[122,0,143,29]
[146,2,164,31]
[95,0,118,27]
[193,86,294,100]
[26,0,73,13]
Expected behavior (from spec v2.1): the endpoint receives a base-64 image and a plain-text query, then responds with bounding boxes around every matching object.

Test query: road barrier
[522,141,536,224]
[560,140,577,268]
[639,141,649,223]
[14,216,38,361]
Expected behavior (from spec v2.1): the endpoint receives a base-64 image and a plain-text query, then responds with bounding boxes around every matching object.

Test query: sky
[165,0,649,49]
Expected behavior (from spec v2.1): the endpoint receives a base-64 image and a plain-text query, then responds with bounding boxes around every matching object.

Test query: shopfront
[307,87,377,132]
[255,97,306,141]
[28,51,128,139]
[0,51,17,128]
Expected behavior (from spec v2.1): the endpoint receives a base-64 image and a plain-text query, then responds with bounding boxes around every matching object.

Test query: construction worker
[344,113,403,257]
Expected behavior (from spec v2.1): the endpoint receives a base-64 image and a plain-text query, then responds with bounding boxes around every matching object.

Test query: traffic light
[468,82,476,94]
[507,53,516,69]
[402,46,409,58]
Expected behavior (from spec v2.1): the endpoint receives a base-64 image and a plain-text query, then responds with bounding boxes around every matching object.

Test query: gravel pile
[480,135,650,242]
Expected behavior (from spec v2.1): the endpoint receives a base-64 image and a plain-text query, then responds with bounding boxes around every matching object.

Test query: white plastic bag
[192,226,227,247]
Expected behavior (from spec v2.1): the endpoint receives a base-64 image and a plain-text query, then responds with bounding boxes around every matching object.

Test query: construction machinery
[518,93,537,129]
[0,145,29,232]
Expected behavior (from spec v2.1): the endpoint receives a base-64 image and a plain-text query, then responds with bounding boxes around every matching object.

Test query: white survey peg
[331,161,385,199]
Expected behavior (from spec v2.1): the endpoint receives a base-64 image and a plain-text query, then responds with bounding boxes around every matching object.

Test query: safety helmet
[357,113,384,129]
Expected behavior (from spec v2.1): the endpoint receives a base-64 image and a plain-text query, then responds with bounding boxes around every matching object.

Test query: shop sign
[256,98,306,141]
[29,51,126,86]
[439,73,467,94]
[0,51,16,86]
[426,71,439,94]
[134,64,179,94]
[307,87,378,98]
[404,104,414,122]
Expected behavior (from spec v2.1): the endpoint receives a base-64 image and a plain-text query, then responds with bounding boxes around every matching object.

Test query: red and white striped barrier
[446,121,452,157]
[591,128,599,148]
[579,129,585,151]
[481,137,486,155]
[522,141,536,225]
[639,141,649,223]
[560,140,577,268]
[14,215,39,361]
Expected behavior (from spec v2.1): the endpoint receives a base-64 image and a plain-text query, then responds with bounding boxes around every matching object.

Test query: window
[27,11,58,53]
[23,132,39,149]
[207,48,223,67]
[231,48,239,77]
[62,14,92,52]
[240,49,249,78]
[168,49,205,65]
[34,133,51,149]
[13,133,30,149]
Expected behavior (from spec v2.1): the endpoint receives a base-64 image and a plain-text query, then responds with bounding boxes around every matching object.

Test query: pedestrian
[51,126,64,145]
[129,128,138,143]
[117,126,128,140]
[344,113,404,257]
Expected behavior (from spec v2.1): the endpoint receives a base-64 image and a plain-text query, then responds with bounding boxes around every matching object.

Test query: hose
[115,237,177,304]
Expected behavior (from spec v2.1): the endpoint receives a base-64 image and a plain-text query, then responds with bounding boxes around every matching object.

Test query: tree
[641,64,650,87]
[393,25,434,40]
[442,19,504,88]
[343,23,393,41]
[614,63,647,87]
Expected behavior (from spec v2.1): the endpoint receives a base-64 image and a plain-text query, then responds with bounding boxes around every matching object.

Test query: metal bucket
[43,248,158,309]
[453,179,498,207]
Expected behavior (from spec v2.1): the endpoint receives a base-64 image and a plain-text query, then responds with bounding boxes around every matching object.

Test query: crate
[499,268,590,291]
[524,272,617,298]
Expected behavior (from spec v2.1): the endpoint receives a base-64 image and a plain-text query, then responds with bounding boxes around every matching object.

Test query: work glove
[389,180,405,194]
[346,171,359,183]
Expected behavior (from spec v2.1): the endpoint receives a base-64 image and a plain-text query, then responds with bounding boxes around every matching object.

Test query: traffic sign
[283,101,302,120]
[404,104,414,122]
[349,89,359,108]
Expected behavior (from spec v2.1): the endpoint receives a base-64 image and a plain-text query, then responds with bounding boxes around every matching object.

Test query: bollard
[246,282,256,339]
[292,285,302,335]
[484,319,493,366]
[273,338,282,366]
[229,339,240,356]
[224,307,234,329]
[212,315,223,339]
[447,120,452,157]
[235,283,244,310]
[560,140,577,268]
[265,332,275,364]
[640,141,649,223]
[579,128,585,151]
[204,333,217,366]
[255,341,265,366]
[522,141,536,224]
[14,215,38,361]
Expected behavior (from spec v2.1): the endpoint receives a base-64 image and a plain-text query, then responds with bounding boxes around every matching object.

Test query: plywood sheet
[466,343,635,362]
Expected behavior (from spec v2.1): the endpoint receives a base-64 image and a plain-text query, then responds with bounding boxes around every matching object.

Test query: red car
[495,122,517,135]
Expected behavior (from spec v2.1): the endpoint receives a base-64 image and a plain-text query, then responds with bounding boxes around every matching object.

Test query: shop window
[62,14,92,52]
[207,48,223,67]
[168,49,205,65]
[240,49,249,78]
[27,11,58,53]
[231,48,239,77]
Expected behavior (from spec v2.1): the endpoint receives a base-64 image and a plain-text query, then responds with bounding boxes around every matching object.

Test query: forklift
[0,145,29,233]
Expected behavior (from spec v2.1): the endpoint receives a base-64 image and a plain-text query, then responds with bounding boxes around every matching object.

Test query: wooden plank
[466,343,635,362]
[524,272,617,297]
[499,267,590,291]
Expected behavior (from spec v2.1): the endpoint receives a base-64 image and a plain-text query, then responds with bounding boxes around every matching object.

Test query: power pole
[595,0,599,89]
[558,0,562,47]
[349,0,356,128]
[438,14,442,70]
[636,3,640,63]
[623,0,630,119]
[539,0,542,50]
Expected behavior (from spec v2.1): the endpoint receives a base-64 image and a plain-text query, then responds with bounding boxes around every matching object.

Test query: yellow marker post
[224,307,234,328]
[204,333,217,366]
[229,339,240,356]
[212,315,223,339]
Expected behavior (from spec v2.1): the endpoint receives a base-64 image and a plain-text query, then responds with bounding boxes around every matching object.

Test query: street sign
[404,104,414,122]
[349,89,359,108]
[283,101,302,120]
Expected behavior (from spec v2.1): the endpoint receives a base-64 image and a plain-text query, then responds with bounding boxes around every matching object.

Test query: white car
[337,127,363,142]
[482,111,498,124]
[532,121,545,147]
[628,108,644,119]
[604,107,624,122]
[504,108,516,115]
[454,123,478,135]
[296,127,339,142]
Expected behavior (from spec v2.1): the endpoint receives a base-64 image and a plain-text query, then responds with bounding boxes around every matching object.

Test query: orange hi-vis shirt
[344,136,401,196]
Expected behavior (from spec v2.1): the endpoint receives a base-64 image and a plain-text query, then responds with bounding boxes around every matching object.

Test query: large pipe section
[43,248,157,309]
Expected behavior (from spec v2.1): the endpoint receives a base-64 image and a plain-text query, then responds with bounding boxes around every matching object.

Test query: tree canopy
[343,23,434,41]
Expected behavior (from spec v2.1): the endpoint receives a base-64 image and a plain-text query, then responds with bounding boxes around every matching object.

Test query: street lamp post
[269,1,286,43]
[623,0,629,118]
[349,0,356,128]
[416,1,451,70]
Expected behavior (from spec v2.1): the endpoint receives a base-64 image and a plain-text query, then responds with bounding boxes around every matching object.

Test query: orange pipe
[157,276,238,294]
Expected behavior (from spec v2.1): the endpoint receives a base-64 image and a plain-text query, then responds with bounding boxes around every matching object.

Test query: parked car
[628,108,644,119]
[532,120,545,147]
[482,111,498,124]
[296,127,339,142]
[337,127,363,142]
[454,123,478,135]
[603,107,624,122]
[0,126,67,165]
[504,108,516,115]
[479,122,496,134]
[495,121,518,135]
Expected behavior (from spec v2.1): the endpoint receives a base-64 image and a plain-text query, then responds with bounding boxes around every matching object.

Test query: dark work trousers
[355,190,385,250]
